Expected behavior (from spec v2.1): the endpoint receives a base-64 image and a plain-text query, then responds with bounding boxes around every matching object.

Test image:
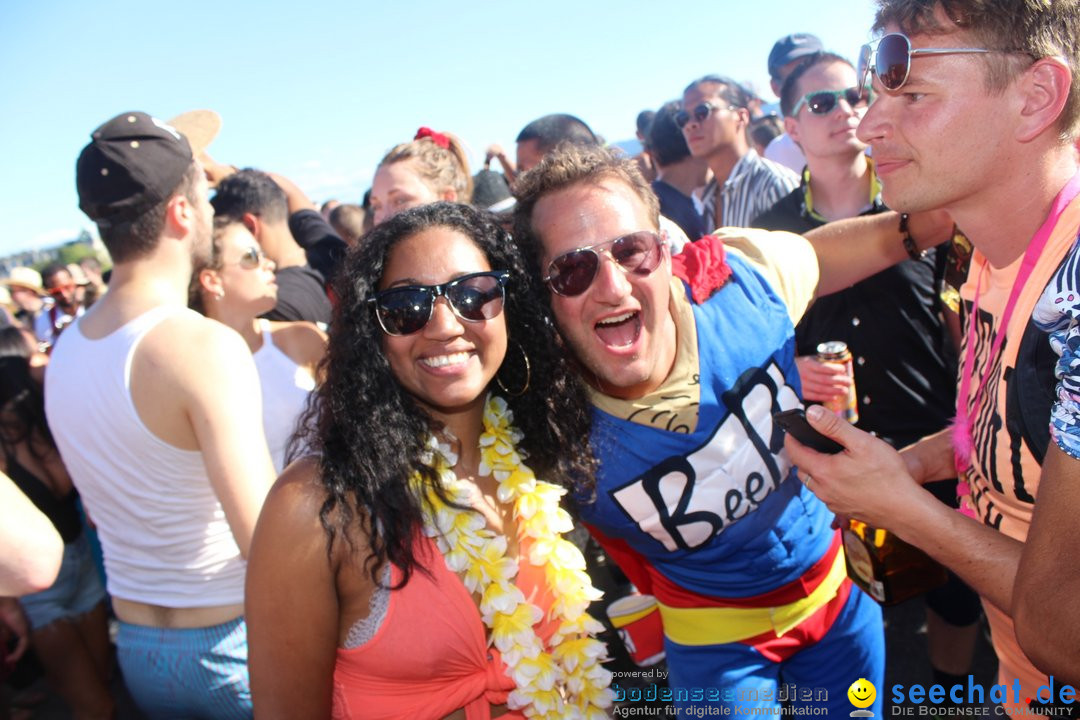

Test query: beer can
[816,341,858,424]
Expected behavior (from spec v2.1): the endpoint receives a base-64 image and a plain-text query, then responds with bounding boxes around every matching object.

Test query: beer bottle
[842,520,948,605]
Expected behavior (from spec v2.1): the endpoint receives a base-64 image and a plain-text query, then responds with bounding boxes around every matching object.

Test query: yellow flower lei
[414,395,614,719]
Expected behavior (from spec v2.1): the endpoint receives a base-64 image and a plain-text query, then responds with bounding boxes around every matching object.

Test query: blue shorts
[117,616,251,720]
[19,533,107,631]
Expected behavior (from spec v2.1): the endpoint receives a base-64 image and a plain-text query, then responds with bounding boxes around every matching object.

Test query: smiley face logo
[848,678,877,710]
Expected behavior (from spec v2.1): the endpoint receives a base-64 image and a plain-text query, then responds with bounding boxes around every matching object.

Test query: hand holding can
[816,341,858,424]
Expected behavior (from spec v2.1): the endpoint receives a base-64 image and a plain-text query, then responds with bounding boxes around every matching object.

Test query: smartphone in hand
[774,408,844,454]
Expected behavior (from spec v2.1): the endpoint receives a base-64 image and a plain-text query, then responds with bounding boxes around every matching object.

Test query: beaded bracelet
[899,213,926,260]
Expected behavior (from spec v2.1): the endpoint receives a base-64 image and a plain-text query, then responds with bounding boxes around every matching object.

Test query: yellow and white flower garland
[414,395,614,719]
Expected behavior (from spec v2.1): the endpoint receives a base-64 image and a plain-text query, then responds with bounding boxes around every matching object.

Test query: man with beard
[45,112,275,718]
[36,263,86,347]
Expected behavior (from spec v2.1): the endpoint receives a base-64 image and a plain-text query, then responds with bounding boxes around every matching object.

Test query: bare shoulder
[254,455,373,588]
[265,455,331,521]
[128,310,258,434]
[249,458,336,573]
[261,457,365,551]
[268,321,327,370]
[142,310,251,369]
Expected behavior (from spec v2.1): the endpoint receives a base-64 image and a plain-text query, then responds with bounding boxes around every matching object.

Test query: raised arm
[805,209,954,298]
[268,172,317,215]
[485,143,517,184]
[267,172,347,284]
[247,458,344,719]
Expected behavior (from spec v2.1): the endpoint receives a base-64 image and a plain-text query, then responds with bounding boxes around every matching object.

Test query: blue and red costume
[580,236,884,714]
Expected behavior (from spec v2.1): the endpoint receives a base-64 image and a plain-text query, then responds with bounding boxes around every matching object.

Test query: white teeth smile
[421,351,470,368]
[597,312,635,327]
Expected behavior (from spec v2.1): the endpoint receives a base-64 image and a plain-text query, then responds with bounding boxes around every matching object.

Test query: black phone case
[774,408,844,454]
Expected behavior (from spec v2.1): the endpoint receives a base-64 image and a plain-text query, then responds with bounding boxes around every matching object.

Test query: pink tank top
[331,535,556,720]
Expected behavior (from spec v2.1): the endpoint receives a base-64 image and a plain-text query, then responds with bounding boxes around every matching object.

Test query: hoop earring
[496,342,531,397]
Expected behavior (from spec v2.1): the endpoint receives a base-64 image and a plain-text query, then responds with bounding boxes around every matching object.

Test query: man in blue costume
[512,145,949,714]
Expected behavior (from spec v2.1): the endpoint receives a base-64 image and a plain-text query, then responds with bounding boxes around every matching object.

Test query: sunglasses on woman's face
[792,87,866,116]
[223,246,269,270]
[369,270,510,336]
[857,32,992,94]
[543,231,665,297]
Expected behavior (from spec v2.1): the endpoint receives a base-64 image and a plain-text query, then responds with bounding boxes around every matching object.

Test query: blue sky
[0,0,877,257]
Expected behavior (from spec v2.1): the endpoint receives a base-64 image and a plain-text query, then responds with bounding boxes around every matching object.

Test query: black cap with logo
[76,111,193,228]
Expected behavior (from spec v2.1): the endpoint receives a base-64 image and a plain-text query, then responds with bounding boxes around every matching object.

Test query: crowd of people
[2,0,1080,717]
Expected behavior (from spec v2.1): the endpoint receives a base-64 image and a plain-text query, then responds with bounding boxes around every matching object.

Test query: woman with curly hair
[246,203,612,719]
[369,127,473,227]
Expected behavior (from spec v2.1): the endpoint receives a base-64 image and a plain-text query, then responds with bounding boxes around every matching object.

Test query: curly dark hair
[0,333,53,461]
[512,144,659,289]
[295,202,595,586]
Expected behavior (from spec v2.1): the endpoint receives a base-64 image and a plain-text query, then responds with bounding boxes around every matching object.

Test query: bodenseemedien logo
[849,678,877,718]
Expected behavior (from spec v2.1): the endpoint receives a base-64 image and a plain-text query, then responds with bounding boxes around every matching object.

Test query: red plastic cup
[606,594,665,666]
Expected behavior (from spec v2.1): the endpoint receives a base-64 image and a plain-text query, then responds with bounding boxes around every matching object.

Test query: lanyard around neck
[954,171,1080,471]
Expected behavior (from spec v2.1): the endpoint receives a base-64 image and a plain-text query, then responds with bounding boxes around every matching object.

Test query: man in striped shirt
[680,75,799,231]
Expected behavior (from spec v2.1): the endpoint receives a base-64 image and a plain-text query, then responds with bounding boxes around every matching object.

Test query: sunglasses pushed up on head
[369,270,510,336]
[543,231,666,297]
[857,32,994,95]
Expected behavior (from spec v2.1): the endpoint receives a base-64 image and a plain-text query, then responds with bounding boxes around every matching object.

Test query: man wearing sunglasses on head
[782,0,1080,699]
[756,50,982,695]
[509,143,961,715]
[680,75,799,232]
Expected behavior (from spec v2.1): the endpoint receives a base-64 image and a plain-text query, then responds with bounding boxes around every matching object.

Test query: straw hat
[0,267,45,295]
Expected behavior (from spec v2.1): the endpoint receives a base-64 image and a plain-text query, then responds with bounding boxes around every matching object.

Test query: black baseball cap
[768,33,824,80]
[76,111,194,228]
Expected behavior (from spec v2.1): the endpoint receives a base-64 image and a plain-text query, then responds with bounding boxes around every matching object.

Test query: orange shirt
[332,536,556,720]
[957,192,1080,705]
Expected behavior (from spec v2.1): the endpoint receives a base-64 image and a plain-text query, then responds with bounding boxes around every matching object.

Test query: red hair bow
[414,127,450,149]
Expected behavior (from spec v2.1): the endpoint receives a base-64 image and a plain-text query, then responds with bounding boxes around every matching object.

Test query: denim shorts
[117,616,251,720]
[19,533,107,631]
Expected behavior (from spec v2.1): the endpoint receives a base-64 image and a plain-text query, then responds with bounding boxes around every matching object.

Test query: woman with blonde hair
[369,127,473,226]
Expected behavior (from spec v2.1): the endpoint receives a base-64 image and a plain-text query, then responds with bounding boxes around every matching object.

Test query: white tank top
[251,319,316,474]
[44,305,246,607]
